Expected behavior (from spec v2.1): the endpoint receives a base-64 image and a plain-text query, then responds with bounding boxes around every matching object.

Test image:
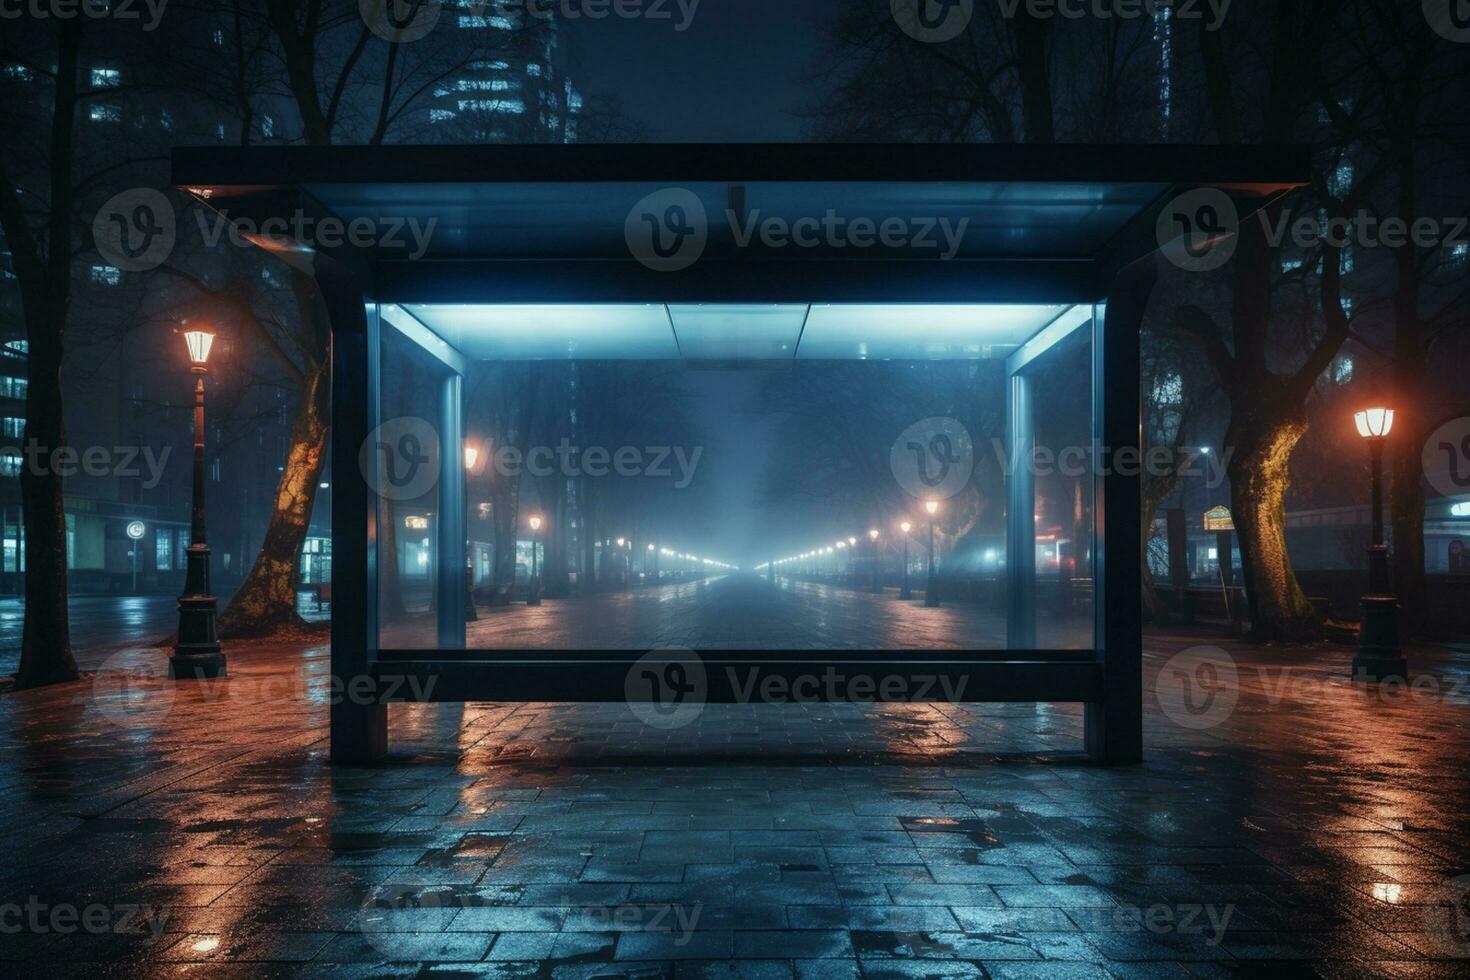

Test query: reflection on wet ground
[0,628,1466,974]
[457,573,1088,651]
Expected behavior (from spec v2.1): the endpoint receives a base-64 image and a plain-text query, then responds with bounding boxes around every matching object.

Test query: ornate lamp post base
[1352,595,1405,682]
[171,588,226,679]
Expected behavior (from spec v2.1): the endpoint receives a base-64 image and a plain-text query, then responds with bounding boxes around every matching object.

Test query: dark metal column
[1085,258,1152,766]
[327,263,387,764]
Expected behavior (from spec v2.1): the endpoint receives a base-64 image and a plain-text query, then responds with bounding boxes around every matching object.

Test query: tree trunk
[1228,411,1319,641]
[217,358,329,636]
[489,471,521,605]
[16,302,76,688]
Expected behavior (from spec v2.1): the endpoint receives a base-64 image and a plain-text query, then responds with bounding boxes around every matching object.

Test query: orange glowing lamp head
[1354,406,1394,440]
[184,329,215,367]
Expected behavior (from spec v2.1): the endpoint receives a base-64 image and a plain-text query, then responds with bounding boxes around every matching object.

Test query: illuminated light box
[797,304,1070,360]
[668,304,808,359]
[402,303,679,360]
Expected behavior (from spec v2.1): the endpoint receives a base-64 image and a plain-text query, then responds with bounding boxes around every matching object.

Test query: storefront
[173,143,1307,764]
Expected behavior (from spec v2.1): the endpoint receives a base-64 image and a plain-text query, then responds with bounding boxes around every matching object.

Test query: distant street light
[899,520,913,600]
[924,499,941,608]
[1352,403,1405,681]
[171,329,226,679]
[527,514,544,606]
[464,444,480,623]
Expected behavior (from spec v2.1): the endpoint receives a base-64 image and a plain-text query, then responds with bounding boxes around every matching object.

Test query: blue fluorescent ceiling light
[401,303,1079,361]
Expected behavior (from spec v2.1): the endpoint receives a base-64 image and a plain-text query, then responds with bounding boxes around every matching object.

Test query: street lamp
[464,444,480,622]
[527,514,544,606]
[899,520,913,600]
[1352,403,1405,681]
[868,528,882,593]
[924,499,941,608]
[171,329,226,679]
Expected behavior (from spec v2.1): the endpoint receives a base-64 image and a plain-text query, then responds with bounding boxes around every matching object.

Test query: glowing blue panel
[797,304,1070,360]
[402,304,678,360]
[668,304,807,359]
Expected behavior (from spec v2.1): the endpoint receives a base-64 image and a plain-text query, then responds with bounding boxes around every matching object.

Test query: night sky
[561,0,828,140]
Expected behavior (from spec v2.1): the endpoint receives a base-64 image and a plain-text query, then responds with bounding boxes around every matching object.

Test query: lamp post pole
[924,500,941,608]
[869,529,882,594]
[171,330,226,680]
[900,521,912,600]
[1352,406,1405,681]
[528,515,543,606]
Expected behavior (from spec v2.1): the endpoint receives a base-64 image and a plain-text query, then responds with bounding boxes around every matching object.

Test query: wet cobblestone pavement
[1,629,1467,977]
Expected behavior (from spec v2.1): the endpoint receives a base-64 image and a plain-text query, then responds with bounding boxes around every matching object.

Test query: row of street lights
[756,499,945,607]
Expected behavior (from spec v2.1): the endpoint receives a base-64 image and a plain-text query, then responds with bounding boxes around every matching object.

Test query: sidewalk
[0,628,1465,974]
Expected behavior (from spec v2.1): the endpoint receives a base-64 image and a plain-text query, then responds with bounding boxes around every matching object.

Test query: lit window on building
[90,104,121,123]
[429,109,456,123]
[526,62,542,77]
[0,377,28,399]
[3,64,33,82]
[2,418,23,438]
[156,527,173,571]
[91,265,122,285]
[1333,356,1354,385]
[0,452,20,477]
[261,115,275,137]
[160,108,174,131]
[458,98,525,114]
[1450,242,1469,267]
[3,339,26,357]
[91,67,120,87]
